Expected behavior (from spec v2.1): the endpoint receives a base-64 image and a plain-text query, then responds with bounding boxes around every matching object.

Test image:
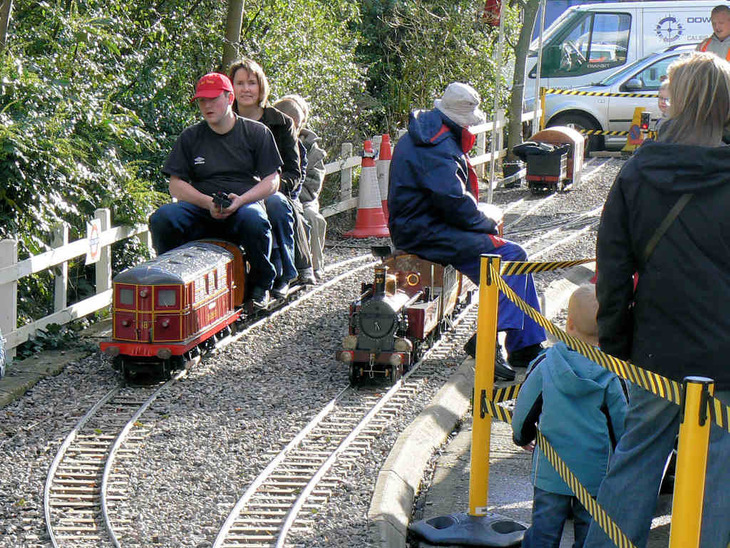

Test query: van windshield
[529,8,580,56]
[531,10,631,78]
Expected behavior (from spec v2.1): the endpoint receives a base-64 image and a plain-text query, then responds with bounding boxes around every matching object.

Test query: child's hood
[541,342,617,396]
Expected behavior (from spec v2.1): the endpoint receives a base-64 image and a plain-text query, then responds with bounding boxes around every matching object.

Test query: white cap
[434,82,486,128]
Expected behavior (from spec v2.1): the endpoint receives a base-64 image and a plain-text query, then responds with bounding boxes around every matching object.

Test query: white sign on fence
[86,219,102,265]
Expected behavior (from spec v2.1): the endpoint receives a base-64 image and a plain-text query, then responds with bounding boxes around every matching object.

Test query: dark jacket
[260,106,302,197]
[512,343,627,496]
[387,108,499,265]
[597,140,730,389]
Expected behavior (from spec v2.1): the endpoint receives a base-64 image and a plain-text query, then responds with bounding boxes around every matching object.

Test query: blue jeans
[583,385,730,548]
[265,193,297,283]
[523,487,591,548]
[149,200,275,291]
[453,239,546,353]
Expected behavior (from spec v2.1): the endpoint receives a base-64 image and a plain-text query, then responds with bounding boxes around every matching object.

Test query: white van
[527,1,728,92]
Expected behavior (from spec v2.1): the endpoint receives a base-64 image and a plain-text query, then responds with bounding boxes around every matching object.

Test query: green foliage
[0,0,512,336]
[14,322,93,359]
[235,0,365,150]
[358,0,521,131]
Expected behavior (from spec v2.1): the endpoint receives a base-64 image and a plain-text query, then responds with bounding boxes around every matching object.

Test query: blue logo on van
[656,16,684,43]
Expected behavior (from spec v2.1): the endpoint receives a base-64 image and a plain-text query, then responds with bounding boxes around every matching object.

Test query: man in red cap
[149,72,283,308]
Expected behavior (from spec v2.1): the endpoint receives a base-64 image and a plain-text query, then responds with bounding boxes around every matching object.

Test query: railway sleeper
[48,501,100,508]
[239,502,293,510]
[49,488,96,496]
[52,479,98,486]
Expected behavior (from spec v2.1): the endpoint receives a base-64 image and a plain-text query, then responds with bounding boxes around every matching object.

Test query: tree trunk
[222,0,244,71]
[0,0,13,51]
[506,0,539,162]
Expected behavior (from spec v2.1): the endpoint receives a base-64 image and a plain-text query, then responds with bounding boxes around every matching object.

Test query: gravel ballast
[0,157,622,547]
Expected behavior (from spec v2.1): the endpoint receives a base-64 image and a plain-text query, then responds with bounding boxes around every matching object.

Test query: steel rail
[101,369,188,547]
[45,387,120,548]
[503,156,611,231]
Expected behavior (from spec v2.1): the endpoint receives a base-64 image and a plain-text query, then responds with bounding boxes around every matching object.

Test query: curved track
[43,254,377,548]
[43,159,611,546]
[213,305,478,548]
[211,164,610,546]
[44,375,183,548]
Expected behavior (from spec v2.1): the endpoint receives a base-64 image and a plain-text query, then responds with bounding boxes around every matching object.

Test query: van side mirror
[623,78,644,91]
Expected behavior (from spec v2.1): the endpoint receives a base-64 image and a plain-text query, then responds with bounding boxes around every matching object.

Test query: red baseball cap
[192,72,233,101]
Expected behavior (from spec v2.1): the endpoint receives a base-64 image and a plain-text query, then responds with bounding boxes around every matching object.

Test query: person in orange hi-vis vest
[697,4,730,61]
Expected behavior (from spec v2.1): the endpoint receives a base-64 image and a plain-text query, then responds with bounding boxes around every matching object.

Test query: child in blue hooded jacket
[512,285,627,548]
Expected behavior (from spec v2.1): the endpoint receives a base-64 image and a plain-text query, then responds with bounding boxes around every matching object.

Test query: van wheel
[549,113,603,156]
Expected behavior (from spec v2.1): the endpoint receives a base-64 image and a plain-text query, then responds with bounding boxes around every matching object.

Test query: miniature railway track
[523,204,603,259]
[44,373,184,548]
[44,172,607,546]
[43,254,378,548]
[502,156,613,233]
[212,181,609,546]
[213,305,477,548]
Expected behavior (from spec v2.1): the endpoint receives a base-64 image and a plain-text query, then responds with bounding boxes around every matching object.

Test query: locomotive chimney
[373,265,388,297]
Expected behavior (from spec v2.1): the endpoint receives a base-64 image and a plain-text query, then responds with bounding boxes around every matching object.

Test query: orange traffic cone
[376,134,392,221]
[344,140,390,238]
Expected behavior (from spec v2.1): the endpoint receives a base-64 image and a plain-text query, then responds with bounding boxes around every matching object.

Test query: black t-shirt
[163,116,283,196]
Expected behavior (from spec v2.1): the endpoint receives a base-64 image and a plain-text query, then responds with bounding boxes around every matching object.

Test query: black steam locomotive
[337,249,475,384]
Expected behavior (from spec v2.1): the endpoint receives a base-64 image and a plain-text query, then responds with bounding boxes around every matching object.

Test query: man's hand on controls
[210,191,238,219]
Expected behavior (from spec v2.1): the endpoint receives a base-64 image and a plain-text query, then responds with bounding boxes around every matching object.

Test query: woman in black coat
[584,52,730,548]
[229,59,313,295]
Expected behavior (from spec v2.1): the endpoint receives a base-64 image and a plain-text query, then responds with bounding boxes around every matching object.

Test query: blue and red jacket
[388,108,501,265]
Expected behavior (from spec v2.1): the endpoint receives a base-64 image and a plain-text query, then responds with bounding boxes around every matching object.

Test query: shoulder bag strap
[641,193,693,266]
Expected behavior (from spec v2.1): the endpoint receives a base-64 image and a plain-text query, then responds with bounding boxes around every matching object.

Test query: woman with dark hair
[585,51,730,548]
[228,59,314,295]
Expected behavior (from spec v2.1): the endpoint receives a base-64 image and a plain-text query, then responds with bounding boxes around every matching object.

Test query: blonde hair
[228,58,270,107]
[567,285,598,342]
[660,52,730,146]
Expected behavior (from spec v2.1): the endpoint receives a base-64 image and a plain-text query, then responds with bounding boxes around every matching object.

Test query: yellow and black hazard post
[669,376,714,548]
[408,254,526,546]
[469,254,501,516]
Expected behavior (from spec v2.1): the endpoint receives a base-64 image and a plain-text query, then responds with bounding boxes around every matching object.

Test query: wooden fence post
[476,130,487,179]
[95,208,112,295]
[496,109,506,157]
[140,229,154,258]
[0,239,17,359]
[52,223,69,312]
[340,142,353,202]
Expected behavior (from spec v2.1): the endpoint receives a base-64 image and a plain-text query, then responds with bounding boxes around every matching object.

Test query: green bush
[0,0,513,332]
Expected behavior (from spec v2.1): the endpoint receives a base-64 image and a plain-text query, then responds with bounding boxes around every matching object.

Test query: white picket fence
[0,108,538,358]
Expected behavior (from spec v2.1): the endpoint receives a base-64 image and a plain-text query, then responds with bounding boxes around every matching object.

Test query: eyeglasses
[658,97,670,105]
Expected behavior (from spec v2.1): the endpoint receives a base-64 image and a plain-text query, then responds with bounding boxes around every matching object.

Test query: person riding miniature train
[148,72,282,310]
[387,82,546,380]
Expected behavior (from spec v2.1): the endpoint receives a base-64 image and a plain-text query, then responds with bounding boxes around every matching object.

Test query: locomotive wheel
[411,342,422,363]
[389,365,402,383]
[349,364,360,386]
[160,359,173,380]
